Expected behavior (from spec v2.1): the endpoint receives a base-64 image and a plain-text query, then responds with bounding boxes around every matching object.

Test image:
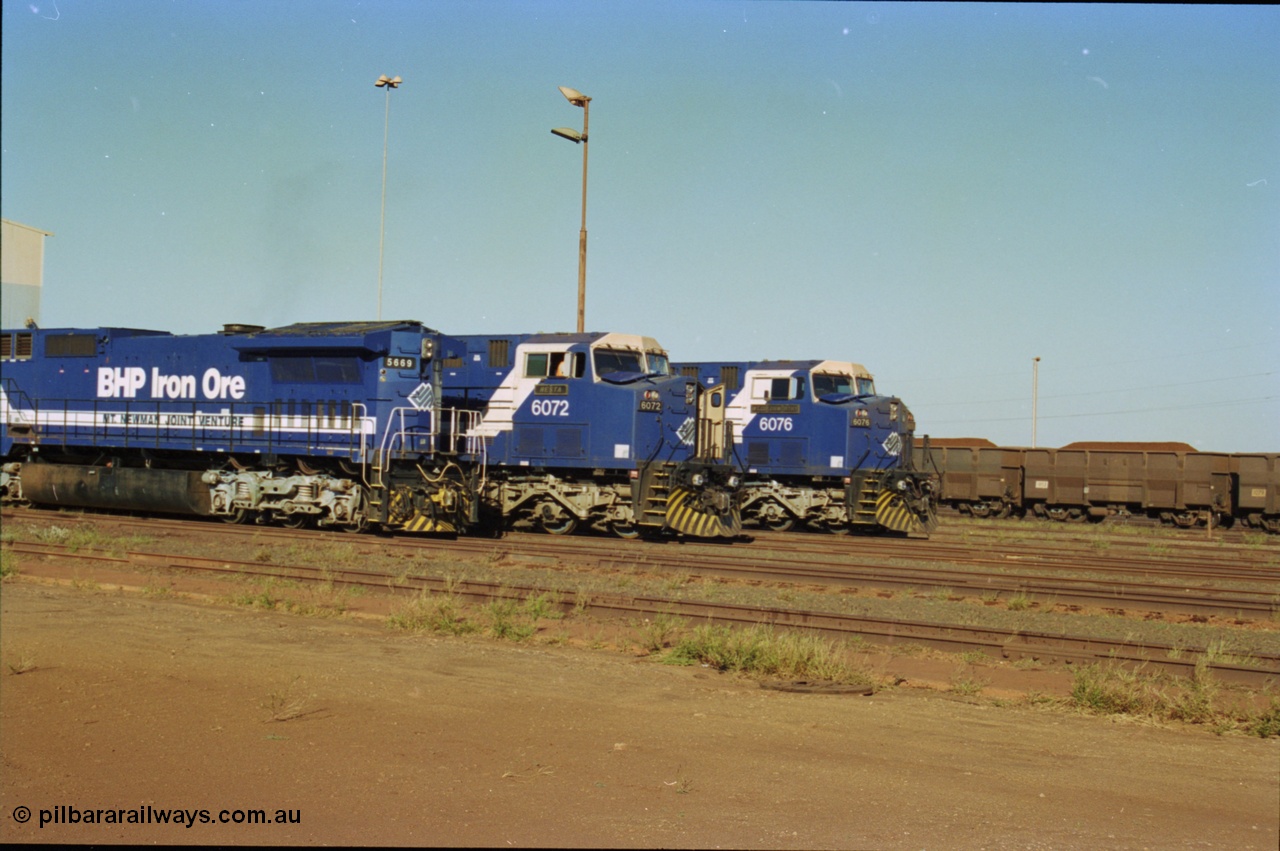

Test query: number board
[750,404,800,414]
[638,400,663,412]
[385,356,416,370]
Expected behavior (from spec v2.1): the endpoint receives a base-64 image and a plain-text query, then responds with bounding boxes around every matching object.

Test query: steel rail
[6,539,1279,688]
[5,508,1277,619]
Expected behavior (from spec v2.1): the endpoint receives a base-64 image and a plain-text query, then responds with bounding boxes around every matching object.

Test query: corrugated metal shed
[1,218,53,328]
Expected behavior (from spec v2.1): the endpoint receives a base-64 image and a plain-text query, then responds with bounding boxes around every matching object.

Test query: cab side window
[525,352,549,378]
[526,352,583,379]
[754,376,803,402]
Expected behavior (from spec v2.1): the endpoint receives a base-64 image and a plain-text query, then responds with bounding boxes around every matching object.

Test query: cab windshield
[593,349,645,377]
[813,372,875,397]
[645,352,671,375]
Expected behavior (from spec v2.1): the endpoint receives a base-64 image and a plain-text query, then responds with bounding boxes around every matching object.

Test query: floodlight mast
[1032,356,1041,448]
[551,86,591,334]
[375,74,402,321]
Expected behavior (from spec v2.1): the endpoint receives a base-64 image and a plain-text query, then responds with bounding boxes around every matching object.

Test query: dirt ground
[1,578,1277,849]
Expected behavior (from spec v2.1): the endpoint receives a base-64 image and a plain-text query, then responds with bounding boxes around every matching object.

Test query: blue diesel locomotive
[441,332,741,538]
[674,359,936,535]
[1,321,479,532]
[0,322,742,538]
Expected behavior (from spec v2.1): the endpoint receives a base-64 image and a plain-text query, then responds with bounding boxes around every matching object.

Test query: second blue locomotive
[440,332,740,538]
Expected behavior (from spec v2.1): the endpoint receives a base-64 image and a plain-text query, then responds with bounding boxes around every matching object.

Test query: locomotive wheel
[537,502,579,536]
[336,516,368,534]
[335,489,369,533]
[763,516,796,532]
[610,521,642,540]
[541,515,579,536]
[220,509,249,525]
[280,513,312,529]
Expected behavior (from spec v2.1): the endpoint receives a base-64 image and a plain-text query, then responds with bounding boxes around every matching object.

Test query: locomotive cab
[443,332,741,538]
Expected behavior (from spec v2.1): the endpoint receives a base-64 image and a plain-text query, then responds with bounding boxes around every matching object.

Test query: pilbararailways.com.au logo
[12,804,300,829]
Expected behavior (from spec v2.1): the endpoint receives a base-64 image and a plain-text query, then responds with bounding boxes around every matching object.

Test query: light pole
[375,74,402,321]
[551,85,591,334]
[1032,356,1041,448]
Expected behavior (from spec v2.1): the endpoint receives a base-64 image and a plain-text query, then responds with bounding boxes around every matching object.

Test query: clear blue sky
[3,1,1276,451]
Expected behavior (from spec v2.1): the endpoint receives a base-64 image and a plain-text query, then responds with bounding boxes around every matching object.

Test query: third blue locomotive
[675,359,936,535]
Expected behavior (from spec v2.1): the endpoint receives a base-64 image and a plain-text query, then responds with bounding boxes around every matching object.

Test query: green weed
[522,591,563,621]
[1244,698,1280,738]
[664,623,874,686]
[485,598,536,641]
[27,524,153,556]
[635,613,687,653]
[0,550,18,581]
[387,588,476,635]
[1069,662,1279,737]
[1006,593,1032,612]
[950,675,988,697]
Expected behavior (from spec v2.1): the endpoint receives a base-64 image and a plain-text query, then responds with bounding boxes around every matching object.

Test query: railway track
[930,508,1275,545]
[5,538,1278,688]
[5,508,1278,620]
[4,508,1279,688]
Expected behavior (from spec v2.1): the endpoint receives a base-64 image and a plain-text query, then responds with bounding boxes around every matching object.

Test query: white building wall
[1,219,52,328]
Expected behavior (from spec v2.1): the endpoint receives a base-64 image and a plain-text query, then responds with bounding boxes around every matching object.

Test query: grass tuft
[1069,662,1280,737]
[485,598,537,641]
[0,550,18,581]
[1006,592,1032,611]
[950,674,988,697]
[27,523,153,556]
[6,651,36,675]
[261,675,313,722]
[387,588,477,635]
[635,613,687,653]
[663,623,875,686]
